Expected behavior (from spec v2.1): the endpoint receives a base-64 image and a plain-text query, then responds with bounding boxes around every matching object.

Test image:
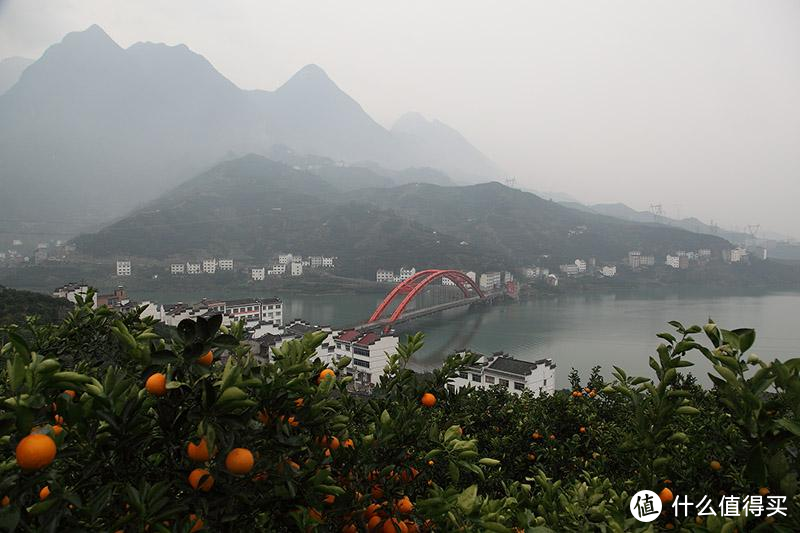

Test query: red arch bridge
[353,269,512,333]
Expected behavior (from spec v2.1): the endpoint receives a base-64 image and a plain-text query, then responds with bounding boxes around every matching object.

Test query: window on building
[447,384,455,392]
[354,347,369,357]
[485,376,495,384]
[514,382,525,391]
[543,379,547,386]
[353,359,370,368]
[459,371,468,379]
[499,379,509,388]
[471,373,481,383]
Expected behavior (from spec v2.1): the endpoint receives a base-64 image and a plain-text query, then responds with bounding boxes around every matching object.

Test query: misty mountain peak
[277,63,340,95]
[60,24,120,50]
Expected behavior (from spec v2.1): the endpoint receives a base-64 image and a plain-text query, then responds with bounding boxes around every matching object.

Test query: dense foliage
[1,293,799,532]
[0,286,71,327]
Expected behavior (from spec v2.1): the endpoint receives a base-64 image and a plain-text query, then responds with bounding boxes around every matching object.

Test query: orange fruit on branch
[39,486,50,500]
[197,351,213,366]
[420,393,436,407]
[659,487,674,503]
[317,368,335,384]
[188,468,214,491]
[16,434,57,471]
[225,448,255,474]
[187,438,212,462]
[145,373,167,396]
[710,460,722,471]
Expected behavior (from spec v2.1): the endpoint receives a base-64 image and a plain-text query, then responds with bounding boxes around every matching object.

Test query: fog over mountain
[0,56,32,95]
[0,25,501,241]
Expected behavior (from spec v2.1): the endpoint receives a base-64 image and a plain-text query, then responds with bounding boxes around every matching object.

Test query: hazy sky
[2,0,799,237]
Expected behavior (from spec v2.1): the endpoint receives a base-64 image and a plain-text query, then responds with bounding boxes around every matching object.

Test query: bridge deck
[352,289,504,331]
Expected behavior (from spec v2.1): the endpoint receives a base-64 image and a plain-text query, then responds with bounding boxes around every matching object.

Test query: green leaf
[457,484,478,514]
[775,418,800,437]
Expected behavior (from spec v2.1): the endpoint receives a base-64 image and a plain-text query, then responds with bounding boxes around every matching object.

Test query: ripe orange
[1,496,9,507]
[317,368,336,383]
[294,397,305,407]
[16,434,57,471]
[145,373,167,396]
[64,390,76,399]
[323,494,336,505]
[527,453,536,461]
[328,436,340,450]
[659,487,674,503]
[197,351,213,366]
[383,518,408,533]
[187,438,211,462]
[710,460,722,471]
[225,448,255,474]
[395,496,413,514]
[579,427,586,433]
[759,487,770,496]
[420,393,436,407]
[367,515,382,531]
[39,486,50,500]
[188,468,214,491]
[342,524,358,533]
[189,514,204,533]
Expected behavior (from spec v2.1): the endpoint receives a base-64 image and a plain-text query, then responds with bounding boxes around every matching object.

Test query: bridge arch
[368,269,485,327]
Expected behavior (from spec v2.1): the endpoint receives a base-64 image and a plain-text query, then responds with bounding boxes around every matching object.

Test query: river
[131,286,800,388]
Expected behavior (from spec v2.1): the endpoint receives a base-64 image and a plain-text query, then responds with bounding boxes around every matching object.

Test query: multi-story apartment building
[218,259,234,271]
[574,259,587,273]
[333,329,400,386]
[309,256,323,268]
[666,255,680,269]
[116,260,131,276]
[628,251,641,269]
[322,257,335,268]
[186,262,202,274]
[251,267,265,281]
[268,264,286,276]
[291,261,303,276]
[278,253,293,265]
[376,269,395,283]
[600,265,617,277]
[479,271,502,290]
[397,267,416,281]
[170,263,185,274]
[202,259,217,274]
[450,351,556,396]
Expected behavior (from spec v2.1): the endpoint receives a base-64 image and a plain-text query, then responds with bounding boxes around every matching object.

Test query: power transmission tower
[745,224,760,238]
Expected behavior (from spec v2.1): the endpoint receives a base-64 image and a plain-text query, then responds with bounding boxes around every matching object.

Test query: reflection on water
[135,286,800,388]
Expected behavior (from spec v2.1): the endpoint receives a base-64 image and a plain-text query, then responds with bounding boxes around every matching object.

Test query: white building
[545,274,559,286]
[53,282,89,303]
[116,260,131,276]
[600,265,617,277]
[666,255,680,269]
[450,351,556,396]
[376,269,395,283]
[574,259,587,273]
[466,271,476,282]
[309,256,323,268]
[218,259,234,271]
[170,263,185,275]
[730,247,748,263]
[322,257,335,268]
[479,271,502,290]
[398,267,416,281]
[628,251,641,269]
[251,267,265,281]
[698,249,712,257]
[291,261,303,276]
[640,255,656,267]
[277,253,293,265]
[268,264,286,276]
[559,264,579,277]
[333,329,400,386]
[202,259,217,274]
[186,263,202,275]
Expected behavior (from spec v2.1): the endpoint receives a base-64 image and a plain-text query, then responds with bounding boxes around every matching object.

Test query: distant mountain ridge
[0,56,33,95]
[0,25,501,244]
[74,154,731,278]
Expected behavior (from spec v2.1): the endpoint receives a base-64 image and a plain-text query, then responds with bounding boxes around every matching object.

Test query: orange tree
[1,292,799,532]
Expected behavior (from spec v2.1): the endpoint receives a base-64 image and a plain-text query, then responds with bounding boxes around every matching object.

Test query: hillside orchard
[0,292,798,531]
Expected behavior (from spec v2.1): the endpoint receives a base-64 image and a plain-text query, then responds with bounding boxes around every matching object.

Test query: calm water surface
[135,286,800,388]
